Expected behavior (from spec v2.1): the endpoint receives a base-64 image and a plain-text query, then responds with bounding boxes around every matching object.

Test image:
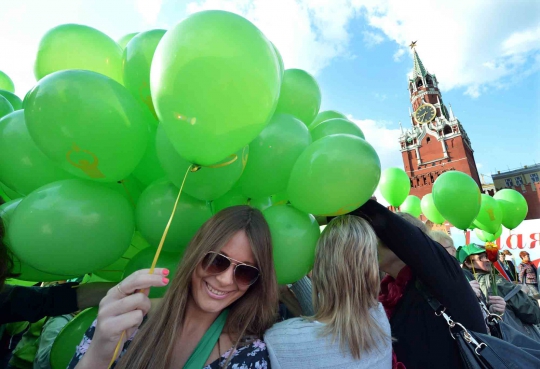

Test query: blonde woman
[264,215,392,368]
[430,230,456,257]
[70,206,278,369]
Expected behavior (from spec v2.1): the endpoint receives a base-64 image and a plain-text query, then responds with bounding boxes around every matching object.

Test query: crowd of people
[1,197,540,368]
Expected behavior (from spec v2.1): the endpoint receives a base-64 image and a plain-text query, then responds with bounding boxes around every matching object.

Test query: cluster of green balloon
[401,195,421,217]
[50,307,98,369]
[0,89,22,110]
[494,189,528,230]
[123,248,181,298]
[0,95,13,119]
[275,69,321,126]
[8,179,135,276]
[421,193,445,224]
[475,226,503,243]
[432,171,481,230]
[0,70,15,92]
[379,167,411,208]
[472,194,502,234]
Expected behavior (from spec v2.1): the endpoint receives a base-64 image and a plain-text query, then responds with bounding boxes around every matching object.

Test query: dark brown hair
[519,251,529,260]
[116,206,278,368]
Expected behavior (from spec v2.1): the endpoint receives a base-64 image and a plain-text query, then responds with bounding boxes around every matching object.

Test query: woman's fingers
[95,309,145,344]
[98,292,152,320]
[108,268,170,300]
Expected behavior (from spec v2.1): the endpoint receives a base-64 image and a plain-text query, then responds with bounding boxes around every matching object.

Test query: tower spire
[449,104,456,120]
[410,41,428,79]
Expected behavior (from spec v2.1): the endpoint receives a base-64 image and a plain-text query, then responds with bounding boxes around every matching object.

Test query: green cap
[456,244,485,264]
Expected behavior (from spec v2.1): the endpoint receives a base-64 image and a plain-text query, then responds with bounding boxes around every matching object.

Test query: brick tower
[399,42,482,199]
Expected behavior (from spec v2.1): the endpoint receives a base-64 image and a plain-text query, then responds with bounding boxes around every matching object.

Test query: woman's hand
[488,295,506,314]
[75,268,169,369]
[469,280,482,298]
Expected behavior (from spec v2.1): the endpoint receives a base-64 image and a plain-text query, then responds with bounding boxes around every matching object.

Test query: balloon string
[108,165,193,369]
[119,180,136,208]
[205,154,238,169]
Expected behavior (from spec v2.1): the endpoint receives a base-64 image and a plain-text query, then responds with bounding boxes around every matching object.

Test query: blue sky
[1,0,539,184]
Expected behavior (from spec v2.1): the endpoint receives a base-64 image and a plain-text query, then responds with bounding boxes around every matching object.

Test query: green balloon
[249,196,273,212]
[0,71,15,93]
[401,195,421,218]
[379,167,410,207]
[212,186,249,214]
[151,10,280,166]
[34,24,123,84]
[473,194,503,234]
[309,110,346,130]
[131,122,166,187]
[156,124,248,201]
[432,171,481,230]
[94,231,150,282]
[275,69,321,126]
[8,179,134,275]
[123,248,181,298]
[272,43,284,78]
[102,176,143,208]
[421,194,445,224]
[311,118,365,142]
[271,191,289,206]
[123,29,166,117]
[475,226,502,243]
[117,32,139,49]
[136,179,212,254]
[0,95,13,119]
[237,113,311,199]
[0,182,22,202]
[0,111,75,195]
[494,189,528,230]
[288,134,381,216]
[263,205,320,284]
[50,307,98,369]
[0,90,22,110]
[24,70,151,182]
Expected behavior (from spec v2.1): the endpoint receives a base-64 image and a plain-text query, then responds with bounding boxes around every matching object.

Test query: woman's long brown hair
[116,205,278,368]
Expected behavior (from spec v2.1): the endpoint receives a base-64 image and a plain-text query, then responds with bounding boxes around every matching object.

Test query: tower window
[443,125,452,135]
[416,78,423,88]
[426,137,431,143]
[426,76,433,86]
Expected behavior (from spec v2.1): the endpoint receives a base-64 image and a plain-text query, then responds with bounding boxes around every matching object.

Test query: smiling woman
[69,206,278,369]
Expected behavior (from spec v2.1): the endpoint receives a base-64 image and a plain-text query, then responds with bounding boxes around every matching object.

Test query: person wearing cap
[499,250,517,282]
[458,244,540,340]
[518,251,539,297]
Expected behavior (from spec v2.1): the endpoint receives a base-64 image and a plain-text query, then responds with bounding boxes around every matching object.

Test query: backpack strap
[503,285,522,302]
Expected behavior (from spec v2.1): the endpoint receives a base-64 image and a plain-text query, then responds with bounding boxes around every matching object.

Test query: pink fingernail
[163,269,170,276]
[162,277,169,285]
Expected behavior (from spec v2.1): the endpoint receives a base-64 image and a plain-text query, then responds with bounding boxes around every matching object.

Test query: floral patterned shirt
[67,319,270,368]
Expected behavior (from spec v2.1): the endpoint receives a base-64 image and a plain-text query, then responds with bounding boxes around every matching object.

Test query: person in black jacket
[499,250,517,282]
[349,200,487,369]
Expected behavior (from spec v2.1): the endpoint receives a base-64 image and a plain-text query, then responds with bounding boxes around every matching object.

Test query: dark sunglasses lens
[235,265,260,285]
[202,253,230,274]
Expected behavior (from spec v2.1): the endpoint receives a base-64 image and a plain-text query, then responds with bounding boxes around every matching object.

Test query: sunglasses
[201,251,260,286]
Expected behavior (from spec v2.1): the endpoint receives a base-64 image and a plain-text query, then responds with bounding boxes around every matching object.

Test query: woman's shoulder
[265,317,318,337]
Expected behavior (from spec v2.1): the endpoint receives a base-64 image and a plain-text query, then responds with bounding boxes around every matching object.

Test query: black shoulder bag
[416,281,540,369]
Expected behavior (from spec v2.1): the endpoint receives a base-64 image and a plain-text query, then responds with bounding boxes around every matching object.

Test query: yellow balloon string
[107,164,194,369]
[206,154,238,169]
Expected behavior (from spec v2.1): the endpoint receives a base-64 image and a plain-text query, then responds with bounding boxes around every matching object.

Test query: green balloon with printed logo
[494,189,528,230]
[0,71,15,93]
[432,171,481,230]
[309,110,346,130]
[151,10,280,166]
[0,111,75,195]
[263,205,320,284]
[136,179,213,254]
[117,32,138,49]
[421,193,445,224]
[0,95,13,119]
[156,124,248,201]
[123,248,181,298]
[475,226,502,243]
[123,29,166,117]
[379,167,410,207]
[24,70,151,183]
[34,24,123,84]
[212,186,249,214]
[50,307,98,369]
[288,134,381,216]
[275,69,321,126]
[473,194,503,234]
[401,195,421,218]
[8,179,135,275]
[0,90,22,110]
[237,113,311,199]
[310,118,365,142]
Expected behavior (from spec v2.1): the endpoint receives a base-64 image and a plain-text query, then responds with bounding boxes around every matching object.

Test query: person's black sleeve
[0,282,79,324]
[351,200,487,333]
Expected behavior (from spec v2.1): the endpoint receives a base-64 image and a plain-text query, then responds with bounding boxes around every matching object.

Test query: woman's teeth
[207,282,228,296]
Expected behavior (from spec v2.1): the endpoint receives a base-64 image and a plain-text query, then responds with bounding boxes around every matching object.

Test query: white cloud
[362,31,384,47]
[362,0,540,96]
[393,48,405,62]
[136,0,163,24]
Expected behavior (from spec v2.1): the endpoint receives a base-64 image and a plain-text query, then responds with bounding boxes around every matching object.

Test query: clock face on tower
[414,103,437,124]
